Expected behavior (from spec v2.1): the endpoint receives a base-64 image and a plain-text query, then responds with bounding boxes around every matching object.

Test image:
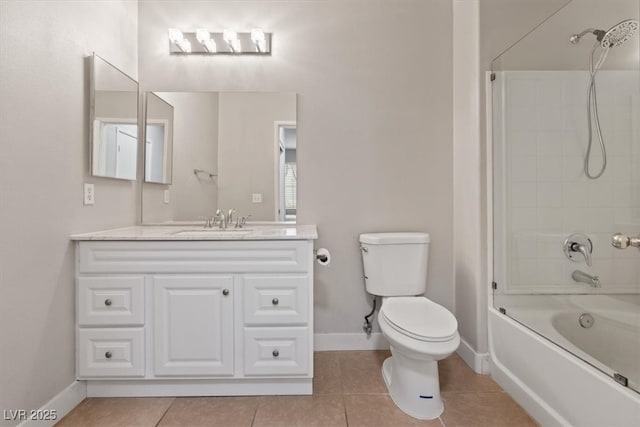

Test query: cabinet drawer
[78,328,144,378]
[244,327,309,376]
[243,275,309,325]
[78,241,311,274]
[78,276,144,326]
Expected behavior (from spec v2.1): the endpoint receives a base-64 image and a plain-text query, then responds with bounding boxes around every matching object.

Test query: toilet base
[381,349,444,420]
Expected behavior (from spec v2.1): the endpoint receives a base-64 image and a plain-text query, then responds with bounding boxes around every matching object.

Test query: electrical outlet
[252,193,262,203]
[163,190,170,204]
[83,183,95,205]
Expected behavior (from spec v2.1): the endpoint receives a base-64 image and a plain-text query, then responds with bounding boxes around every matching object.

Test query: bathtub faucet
[571,270,600,288]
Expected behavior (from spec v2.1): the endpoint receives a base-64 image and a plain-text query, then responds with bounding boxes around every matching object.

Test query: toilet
[359,232,459,420]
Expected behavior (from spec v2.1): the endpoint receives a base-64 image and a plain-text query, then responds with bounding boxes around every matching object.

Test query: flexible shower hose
[584,42,610,179]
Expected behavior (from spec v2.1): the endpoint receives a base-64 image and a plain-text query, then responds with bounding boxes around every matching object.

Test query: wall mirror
[145,93,174,184]
[142,92,297,224]
[90,53,139,180]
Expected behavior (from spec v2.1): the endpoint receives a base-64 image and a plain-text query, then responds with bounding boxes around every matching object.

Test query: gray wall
[163,92,219,221]
[0,0,138,418]
[138,0,454,332]
[218,92,295,221]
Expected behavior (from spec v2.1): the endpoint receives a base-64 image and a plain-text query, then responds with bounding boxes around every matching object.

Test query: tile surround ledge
[70,224,318,241]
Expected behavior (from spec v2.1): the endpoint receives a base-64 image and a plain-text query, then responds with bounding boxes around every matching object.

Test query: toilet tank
[359,232,430,296]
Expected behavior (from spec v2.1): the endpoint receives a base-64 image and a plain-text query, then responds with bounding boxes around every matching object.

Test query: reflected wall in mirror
[145,93,174,184]
[142,92,296,224]
[90,53,138,180]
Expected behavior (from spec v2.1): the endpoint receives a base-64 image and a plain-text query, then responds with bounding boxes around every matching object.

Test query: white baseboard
[314,332,389,351]
[457,337,491,374]
[18,381,86,427]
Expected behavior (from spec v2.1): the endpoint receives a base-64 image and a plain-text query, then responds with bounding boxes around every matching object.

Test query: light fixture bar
[168,29,272,55]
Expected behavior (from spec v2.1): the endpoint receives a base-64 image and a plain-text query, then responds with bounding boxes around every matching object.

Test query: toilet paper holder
[314,248,330,266]
[314,249,328,263]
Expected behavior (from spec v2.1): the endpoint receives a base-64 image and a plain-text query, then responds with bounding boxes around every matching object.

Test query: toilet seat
[380,297,458,342]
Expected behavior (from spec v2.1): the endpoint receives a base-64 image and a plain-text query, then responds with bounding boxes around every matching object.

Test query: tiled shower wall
[499,70,640,293]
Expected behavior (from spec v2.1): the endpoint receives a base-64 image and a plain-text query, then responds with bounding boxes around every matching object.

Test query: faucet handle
[236,215,251,228]
[563,233,593,266]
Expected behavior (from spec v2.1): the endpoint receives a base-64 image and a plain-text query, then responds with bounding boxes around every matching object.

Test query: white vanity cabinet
[73,235,315,397]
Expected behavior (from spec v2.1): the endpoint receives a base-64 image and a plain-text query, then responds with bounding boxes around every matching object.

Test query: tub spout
[571,270,600,288]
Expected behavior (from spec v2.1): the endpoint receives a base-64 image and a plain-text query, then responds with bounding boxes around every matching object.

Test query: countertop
[70,224,318,241]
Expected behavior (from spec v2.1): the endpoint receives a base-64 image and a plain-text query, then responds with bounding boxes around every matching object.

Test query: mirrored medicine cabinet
[89,53,139,181]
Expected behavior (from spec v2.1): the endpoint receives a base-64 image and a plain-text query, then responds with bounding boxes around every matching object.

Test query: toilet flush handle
[360,246,368,252]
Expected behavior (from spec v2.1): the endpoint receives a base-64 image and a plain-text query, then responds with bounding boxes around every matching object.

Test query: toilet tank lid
[359,232,430,244]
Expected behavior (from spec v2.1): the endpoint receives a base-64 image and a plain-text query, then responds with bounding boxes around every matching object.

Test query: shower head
[569,19,638,47]
[600,19,638,48]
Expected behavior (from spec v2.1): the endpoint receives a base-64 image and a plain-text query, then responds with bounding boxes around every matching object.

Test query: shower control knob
[612,233,640,249]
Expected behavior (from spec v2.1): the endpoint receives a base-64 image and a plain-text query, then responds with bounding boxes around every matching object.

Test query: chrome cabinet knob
[105,351,112,359]
[222,289,230,296]
[104,299,112,306]
[272,349,279,357]
[272,298,279,306]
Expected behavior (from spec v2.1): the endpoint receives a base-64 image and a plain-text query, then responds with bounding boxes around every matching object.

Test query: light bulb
[223,29,241,52]
[251,29,266,52]
[168,28,184,43]
[177,38,191,53]
[203,39,217,53]
[195,29,210,43]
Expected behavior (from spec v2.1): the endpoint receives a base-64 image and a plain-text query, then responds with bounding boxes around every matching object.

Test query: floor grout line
[249,396,261,426]
[153,397,175,427]
[341,394,349,427]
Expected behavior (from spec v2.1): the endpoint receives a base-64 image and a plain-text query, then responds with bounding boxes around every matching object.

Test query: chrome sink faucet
[227,209,236,227]
[214,209,227,229]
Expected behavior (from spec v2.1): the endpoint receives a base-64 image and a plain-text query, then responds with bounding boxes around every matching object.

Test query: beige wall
[0,0,138,418]
[138,0,454,332]
[162,92,219,220]
[218,92,295,221]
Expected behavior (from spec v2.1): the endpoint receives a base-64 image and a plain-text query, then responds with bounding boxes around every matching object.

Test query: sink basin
[172,229,253,237]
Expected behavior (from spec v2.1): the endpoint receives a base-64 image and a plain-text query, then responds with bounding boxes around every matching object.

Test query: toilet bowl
[378,296,459,420]
[359,232,460,420]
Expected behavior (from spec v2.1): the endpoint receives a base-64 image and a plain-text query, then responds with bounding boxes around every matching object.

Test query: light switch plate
[84,183,95,205]
[164,190,170,204]
[252,193,262,203]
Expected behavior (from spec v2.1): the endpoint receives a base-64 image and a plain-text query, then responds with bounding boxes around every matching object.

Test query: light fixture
[251,28,266,52]
[168,28,271,55]
[168,28,191,53]
[223,29,241,53]
[195,28,216,53]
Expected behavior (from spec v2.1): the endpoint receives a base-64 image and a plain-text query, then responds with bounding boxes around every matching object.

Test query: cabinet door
[153,275,234,376]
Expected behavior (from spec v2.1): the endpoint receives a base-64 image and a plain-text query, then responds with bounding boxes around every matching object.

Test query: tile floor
[56,351,537,427]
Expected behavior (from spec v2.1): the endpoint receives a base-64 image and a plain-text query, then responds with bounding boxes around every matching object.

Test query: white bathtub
[489,294,640,427]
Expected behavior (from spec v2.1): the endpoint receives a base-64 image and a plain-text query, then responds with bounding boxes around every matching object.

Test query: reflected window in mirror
[278,124,297,221]
[141,92,296,224]
[90,53,138,180]
[145,93,174,184]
